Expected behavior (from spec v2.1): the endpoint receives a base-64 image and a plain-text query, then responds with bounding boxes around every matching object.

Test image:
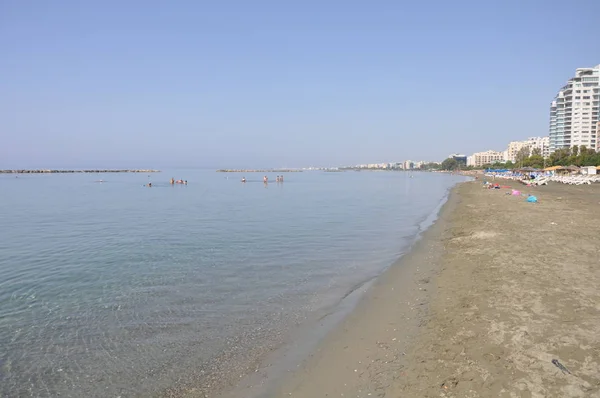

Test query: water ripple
[0,170,466,397]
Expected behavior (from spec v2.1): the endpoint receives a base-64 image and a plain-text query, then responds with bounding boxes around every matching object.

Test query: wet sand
[271,181,600,397]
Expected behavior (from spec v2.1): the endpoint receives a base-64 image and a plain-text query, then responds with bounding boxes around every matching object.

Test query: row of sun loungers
[549,175,600,185]
[484,174,549,185]
[484,173,600,185]
[527,176,550,186]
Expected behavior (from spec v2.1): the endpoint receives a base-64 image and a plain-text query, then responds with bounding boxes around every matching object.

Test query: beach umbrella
[543,166,561,171]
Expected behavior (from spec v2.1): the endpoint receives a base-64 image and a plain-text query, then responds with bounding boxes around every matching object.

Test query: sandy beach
[268,181,600,397]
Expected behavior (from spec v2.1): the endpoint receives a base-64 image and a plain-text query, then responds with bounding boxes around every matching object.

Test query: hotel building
[549,65,600,152]
[467,150,506,167]
[506,136,550,162]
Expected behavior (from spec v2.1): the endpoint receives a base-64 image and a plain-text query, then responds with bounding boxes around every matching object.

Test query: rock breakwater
[1,169,160,174]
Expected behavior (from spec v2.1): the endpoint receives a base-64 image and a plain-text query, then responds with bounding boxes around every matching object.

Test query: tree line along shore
[1,169,160,174]
[441,145,600,171]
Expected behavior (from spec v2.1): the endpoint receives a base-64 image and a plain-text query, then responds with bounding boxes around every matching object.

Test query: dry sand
[271,181,600,397]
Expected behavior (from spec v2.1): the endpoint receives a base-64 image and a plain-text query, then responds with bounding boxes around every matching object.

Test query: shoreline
[212,182,465,398]
[167,178,465,398]
[265,181,600,397]
[260,180,463,397]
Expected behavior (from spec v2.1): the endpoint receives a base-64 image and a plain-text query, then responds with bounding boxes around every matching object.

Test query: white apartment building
[549,65,600,152]
[538,136,550,158]
[468,150,505,167]
[506,136,550,161]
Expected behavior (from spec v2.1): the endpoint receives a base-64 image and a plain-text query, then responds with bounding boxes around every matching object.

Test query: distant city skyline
[1,1,599,169]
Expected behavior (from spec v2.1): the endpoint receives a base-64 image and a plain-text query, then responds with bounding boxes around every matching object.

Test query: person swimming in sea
[147,182,152,187]
[170,177,175,184]
[241,177,246,183]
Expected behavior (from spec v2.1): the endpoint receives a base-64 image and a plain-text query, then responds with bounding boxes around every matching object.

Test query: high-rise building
[549,65,600,152]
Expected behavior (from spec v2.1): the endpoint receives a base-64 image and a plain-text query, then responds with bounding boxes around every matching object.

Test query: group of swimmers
[146,178,187,187]
[170,178,187,185]
[240,175,284,183]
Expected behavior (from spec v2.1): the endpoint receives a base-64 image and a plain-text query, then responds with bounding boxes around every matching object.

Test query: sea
[0,169,468,397]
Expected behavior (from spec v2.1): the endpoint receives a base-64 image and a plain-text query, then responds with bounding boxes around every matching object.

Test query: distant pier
[1,169,160,174]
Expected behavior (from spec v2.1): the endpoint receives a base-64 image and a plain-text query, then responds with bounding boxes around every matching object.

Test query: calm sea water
[0,170,466,397]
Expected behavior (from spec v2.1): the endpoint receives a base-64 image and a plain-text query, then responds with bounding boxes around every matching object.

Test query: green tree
[420,162,441,170]
[523,155,544,169]
[549,148,570,166]
[571,145,579,157]
[441,158,459,170]
[515,147,531,166]
[531,147,542,157]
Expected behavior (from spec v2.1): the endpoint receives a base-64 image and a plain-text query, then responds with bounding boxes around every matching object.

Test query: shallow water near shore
[0,170,467,397]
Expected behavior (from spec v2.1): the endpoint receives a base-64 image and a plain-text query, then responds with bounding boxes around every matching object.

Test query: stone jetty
[1,169,160,174]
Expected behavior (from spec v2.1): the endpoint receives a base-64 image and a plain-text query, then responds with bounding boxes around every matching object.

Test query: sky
[1,0,599,169]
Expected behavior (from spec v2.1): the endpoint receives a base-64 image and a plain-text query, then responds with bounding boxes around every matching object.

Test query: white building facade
[549,65,600,152]
[506,136,550,162]
[469,150,506,167]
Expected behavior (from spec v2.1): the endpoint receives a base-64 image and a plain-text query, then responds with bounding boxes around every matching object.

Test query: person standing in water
[170,177,175,185]
[263,175,268,184]
[241,177,246,183]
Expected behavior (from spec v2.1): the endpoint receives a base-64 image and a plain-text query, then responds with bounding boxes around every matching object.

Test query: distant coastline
[0,169,160,174]
[216,169,302,173]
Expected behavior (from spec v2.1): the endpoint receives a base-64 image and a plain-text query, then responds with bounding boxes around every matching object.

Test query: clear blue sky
[1,0,599,169]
